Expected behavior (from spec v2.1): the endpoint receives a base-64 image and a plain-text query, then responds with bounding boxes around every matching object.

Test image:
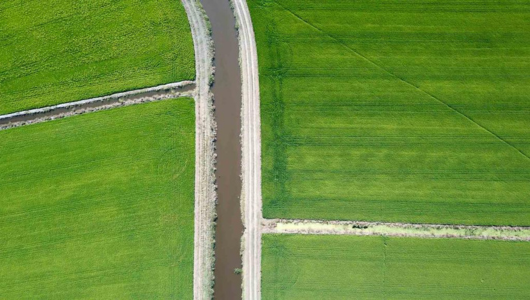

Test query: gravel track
[0,81,194,131]
[181,0,216,299]
[263,219,530,242]
[232,0,262,299]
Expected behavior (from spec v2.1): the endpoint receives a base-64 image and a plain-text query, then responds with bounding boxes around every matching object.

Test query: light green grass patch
[0,99,195,299]
[0,0,195,115]
[262,234,530,300]
[249,0,530,225]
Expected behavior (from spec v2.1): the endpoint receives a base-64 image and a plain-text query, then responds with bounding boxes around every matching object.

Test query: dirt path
[181,0,216,299]
[263,219,530,242]
[0,81,194,131]
[232,0,262,299]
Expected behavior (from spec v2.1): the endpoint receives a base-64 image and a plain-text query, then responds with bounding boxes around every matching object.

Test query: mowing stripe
[276,1,530,162]
[262,219,530,241]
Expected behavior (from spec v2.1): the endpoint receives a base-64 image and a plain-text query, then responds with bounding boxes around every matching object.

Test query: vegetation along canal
[200,0,244,299]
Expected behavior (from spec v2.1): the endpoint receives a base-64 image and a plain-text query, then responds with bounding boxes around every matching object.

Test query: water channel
[199,0,244,299]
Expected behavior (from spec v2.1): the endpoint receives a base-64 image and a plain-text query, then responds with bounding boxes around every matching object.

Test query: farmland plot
[249,0,530,225]
[0,99,194,299]
[0,0,194,115]
[262,234,530,300]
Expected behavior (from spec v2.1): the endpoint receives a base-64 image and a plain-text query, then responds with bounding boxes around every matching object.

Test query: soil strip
[0,81,195,130]
[263,219,530,241]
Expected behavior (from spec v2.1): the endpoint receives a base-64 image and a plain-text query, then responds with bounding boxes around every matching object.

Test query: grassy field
[0,0,194,115]
[262,234,530,299]
[0,99,195,299]
[249,0,530,225]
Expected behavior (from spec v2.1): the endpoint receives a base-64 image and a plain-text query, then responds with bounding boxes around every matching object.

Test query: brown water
[199,0,244,299]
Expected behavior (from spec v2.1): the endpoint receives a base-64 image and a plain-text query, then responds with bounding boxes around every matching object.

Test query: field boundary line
[0,81,195,131]
[181,0,217,299]
[232,0,263,299]
[262,219,530,241]
[276,1,530,162]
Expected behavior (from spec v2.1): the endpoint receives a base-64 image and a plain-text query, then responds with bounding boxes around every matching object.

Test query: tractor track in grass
[232,0,262,299]
[263,219,530,242]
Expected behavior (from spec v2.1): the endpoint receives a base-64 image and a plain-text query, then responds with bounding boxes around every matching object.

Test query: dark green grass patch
[0,99,194,299]
[0,0,194,115]
[262,234,530,300]
[249,0,530,225]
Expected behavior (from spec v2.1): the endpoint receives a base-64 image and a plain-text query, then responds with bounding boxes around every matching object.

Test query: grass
[262,234,530,300]
[248,0,530,225]
[0,99,195,299]
[0,0,195,115]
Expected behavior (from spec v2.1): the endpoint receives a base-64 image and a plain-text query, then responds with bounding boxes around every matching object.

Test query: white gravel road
[181,0,216,299]
[232,0,262,299]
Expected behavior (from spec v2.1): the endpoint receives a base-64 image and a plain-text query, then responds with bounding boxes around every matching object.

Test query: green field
[249,0,530,225]
[0,99,195,299]
[0,0,194,115]
[262,234,530,299]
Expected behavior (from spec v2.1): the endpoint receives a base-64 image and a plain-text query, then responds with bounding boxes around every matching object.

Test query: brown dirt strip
[0,81,194,131]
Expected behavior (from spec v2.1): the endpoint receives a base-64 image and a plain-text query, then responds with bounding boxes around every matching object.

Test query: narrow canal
[199,0,244,299]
